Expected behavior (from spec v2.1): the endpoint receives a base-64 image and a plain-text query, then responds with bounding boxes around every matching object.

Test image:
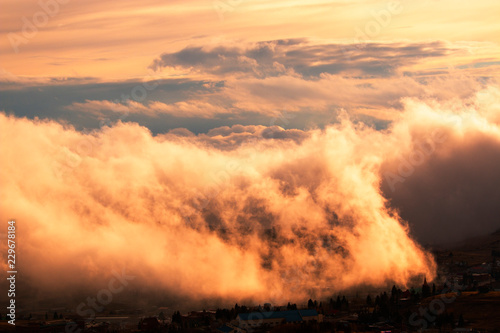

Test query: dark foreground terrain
[2,230,500,332]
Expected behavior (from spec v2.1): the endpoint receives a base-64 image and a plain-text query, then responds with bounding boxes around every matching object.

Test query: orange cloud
[10,88,499,303]
[67,99,230,118]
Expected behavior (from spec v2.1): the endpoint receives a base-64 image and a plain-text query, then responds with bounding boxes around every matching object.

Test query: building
[138,317,160,331]
[237,309,320,332]
[180,310,215,329]
[216,323,245,333]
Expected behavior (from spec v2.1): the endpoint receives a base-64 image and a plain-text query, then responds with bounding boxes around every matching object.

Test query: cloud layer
[3,86,499,305]
[150,40,453,78]
[2,39,498,131]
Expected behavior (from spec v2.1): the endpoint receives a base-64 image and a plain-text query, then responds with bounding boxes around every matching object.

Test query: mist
[1,86,500,306]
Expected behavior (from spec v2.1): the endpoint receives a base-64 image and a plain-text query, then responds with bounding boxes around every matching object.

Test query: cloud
[67,99,230,118]
[0,76,223,131]
[61,67,492,124]
[8,86,500,305]
[1,97,450,304]
[150,40,454,78]
[2,39,495,130]
[1,0,499,81]
[220,73,487,118]
[380,85,500,244]
[0,68,99,90]
[3,85,500,306]
[160,124,310,150]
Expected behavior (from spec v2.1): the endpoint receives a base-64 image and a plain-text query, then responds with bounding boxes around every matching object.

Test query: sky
[1,0,499,132]
[1,0,500,305]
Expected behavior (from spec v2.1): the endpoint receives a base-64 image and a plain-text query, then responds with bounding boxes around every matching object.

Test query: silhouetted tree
[391,285,397,298]
[366,295,372,306]
[432,283,436,295]
[381,292,388,304]
[307,299,314,309]
[341,296,349,311]
[172,311,182,324]
[422,277,431,298]
[378,292,390,316]
[391,285,401,304]
[336,296,341,310]
[458,314,464,327]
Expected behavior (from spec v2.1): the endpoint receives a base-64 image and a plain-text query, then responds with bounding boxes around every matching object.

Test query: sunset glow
[1,0,500,329]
